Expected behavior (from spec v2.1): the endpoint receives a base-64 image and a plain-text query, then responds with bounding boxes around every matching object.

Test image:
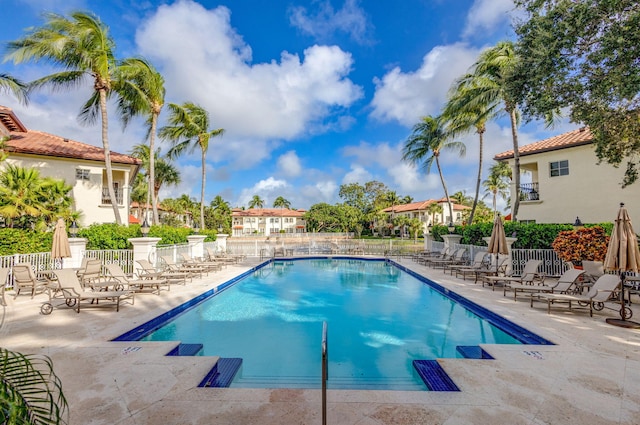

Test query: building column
[442,234,463,251]
[216,233,228,253]
[129,237,162,276]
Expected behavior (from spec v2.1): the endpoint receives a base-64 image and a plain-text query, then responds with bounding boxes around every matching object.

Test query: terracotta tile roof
[494,127,593,160]
[232,208,306,217]
[381,199,470,213]
[6,130,140,165]
[0,106,27,132]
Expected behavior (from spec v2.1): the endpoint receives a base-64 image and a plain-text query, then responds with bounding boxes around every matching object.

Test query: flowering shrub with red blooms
[552,226,610,264]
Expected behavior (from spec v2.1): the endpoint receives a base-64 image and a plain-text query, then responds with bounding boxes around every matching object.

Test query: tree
[6,12,125,223]
[513,0,640,186]
[159,102,224,230]
[0,73,29,104]
[483,162,511,217]
[304,203,340,232]
[206,195,231,232]
[462,41,523,221]
[0,347,69,425]
[273,196,291,232]
[130,173,148,219]
[116,57,165,224]
[426,201,443,226]
[129,144,180,216]
[450,190,472,206]
[402,115,465,225]
[248,195,264,209]
[443,71,500,225]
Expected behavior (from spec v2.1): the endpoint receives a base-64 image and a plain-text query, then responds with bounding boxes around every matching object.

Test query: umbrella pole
[620,272,626,321]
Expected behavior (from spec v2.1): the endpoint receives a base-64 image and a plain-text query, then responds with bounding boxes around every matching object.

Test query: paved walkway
[2,257,639,424]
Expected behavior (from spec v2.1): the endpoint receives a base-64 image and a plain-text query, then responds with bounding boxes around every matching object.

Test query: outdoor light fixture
[447,222,455,234]
[218,224,223,233]
[193,221,200,234]
[141,219,150,237]
[573,216,583,229]
[69,221,79,238]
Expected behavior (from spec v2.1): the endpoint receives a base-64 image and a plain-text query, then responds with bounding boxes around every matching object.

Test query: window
[550,160,569,177]
[75,168,90,180]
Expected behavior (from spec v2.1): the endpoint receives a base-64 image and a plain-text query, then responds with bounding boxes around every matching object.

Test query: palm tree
[426,201,443,227]
[159,102,224,230]
[463,41,523,221]
[6,11,126,223]
[116,57,165,224]
[248,195,265,209]
[483,162,511,217]
[0,73,29,104]
[402,115,465,225]
[273,196,291,232]
[443,72,500,225]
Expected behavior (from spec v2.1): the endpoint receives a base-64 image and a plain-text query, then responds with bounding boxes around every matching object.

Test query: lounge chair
[12,262,48,299]
[450,251,488,277]
[482,259,543,291]
[582,260,604,284]
[532,274,620,316]
[160,255,205,279]
[205,247,241,264]
[504,268,585,301]
[422,248,454,267]
[77,258,103,288]
[46,269,134,313]
[430,248,467,269]
[104,264,170,295]
[414,247,448,265]
[180,253,222,272]
[0,268,9,306]
[136,259,188,285]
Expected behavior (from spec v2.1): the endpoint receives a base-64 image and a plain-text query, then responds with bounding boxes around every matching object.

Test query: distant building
[232,208,307,236]
[0,106,140,225]
[494,127,640,224]
[381,199,469,234]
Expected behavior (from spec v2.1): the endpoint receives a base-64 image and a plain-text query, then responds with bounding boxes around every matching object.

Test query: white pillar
[424,234,434,252]
[216,233,228,253]
[442,234,463,251]
[187,235,207,260]
[65,238,87,269]
[129,237,161,276]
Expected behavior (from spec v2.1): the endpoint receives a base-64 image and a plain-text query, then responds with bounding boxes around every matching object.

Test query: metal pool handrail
[322,321,328,425]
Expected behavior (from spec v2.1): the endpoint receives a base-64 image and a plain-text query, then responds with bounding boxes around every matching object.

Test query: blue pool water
[128,259,551,390]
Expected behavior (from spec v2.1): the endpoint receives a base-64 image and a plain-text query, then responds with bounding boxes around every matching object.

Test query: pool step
[412,360,460,391]
[199,358,243,388]
[456,345,494,359]
[166,343,203,356]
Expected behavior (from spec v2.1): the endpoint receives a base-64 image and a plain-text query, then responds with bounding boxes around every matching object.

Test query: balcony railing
[519,182,540,201]
[101,187,124,205]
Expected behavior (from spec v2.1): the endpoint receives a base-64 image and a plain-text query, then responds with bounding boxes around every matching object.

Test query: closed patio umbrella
[488,214,509,272]
[603,203,640,324]
[51,218,71,261]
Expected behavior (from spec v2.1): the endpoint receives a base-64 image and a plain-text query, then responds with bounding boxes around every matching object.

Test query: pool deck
[2,256,640,425]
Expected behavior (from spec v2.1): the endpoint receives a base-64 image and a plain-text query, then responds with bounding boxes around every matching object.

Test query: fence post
[66,237,87,269]
[129,237,161,276]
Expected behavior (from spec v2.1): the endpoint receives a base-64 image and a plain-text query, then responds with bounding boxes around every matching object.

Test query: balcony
[519,182,540,201]
[101,187,124,205]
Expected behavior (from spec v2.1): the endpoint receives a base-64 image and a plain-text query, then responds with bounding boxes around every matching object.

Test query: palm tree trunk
[200,148,206,230]
[435,156,454,224]
[468,129,484,225]
[508,107,521,222]
[100,88,122,224]
[149,112,159,225]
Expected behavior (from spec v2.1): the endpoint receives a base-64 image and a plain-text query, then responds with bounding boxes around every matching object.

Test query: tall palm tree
[159,102,224,230]
[426,201,443,226]
[6,11,125,223]
[116,57,165,224]
[273,196,291,232]
[402,115,466,225]
[248,195,264,209]
[443,73,500,225]
[483,162,511,217]
[463,41,523,221]
[0,73,29,104]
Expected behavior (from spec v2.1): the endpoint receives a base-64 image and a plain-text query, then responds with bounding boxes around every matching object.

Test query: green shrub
[0,228,53,255]
[79,223,141,250]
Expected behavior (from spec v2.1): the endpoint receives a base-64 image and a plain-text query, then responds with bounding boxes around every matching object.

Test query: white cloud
[237,177,289,207]
[136,1,363,145]
[369,43,480,126]
[315,180,338,200]
[288,0,372,44]
[277,151,302,177]
[463,0,517,38]
[342,165,372,185]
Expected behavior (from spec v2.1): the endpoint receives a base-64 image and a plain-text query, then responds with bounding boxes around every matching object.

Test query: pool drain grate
[412,360,460,391]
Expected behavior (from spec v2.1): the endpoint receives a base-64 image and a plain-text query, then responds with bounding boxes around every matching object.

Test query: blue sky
[1,0,575,211]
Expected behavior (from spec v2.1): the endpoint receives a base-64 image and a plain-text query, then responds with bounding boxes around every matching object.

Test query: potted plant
[551,226,610,267]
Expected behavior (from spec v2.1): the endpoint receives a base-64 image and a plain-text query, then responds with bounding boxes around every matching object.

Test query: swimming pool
[115,258,552,390]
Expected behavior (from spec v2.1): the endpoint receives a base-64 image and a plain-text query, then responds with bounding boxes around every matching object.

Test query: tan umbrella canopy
[51,218,71,260]
[603,203,640,321]
[488,215,509,272]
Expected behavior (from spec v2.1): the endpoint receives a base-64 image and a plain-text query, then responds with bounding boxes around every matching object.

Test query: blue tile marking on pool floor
[199,358,243,388]
[166,343,204,356]
[412,360,460,391]
[456,345,494,360]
